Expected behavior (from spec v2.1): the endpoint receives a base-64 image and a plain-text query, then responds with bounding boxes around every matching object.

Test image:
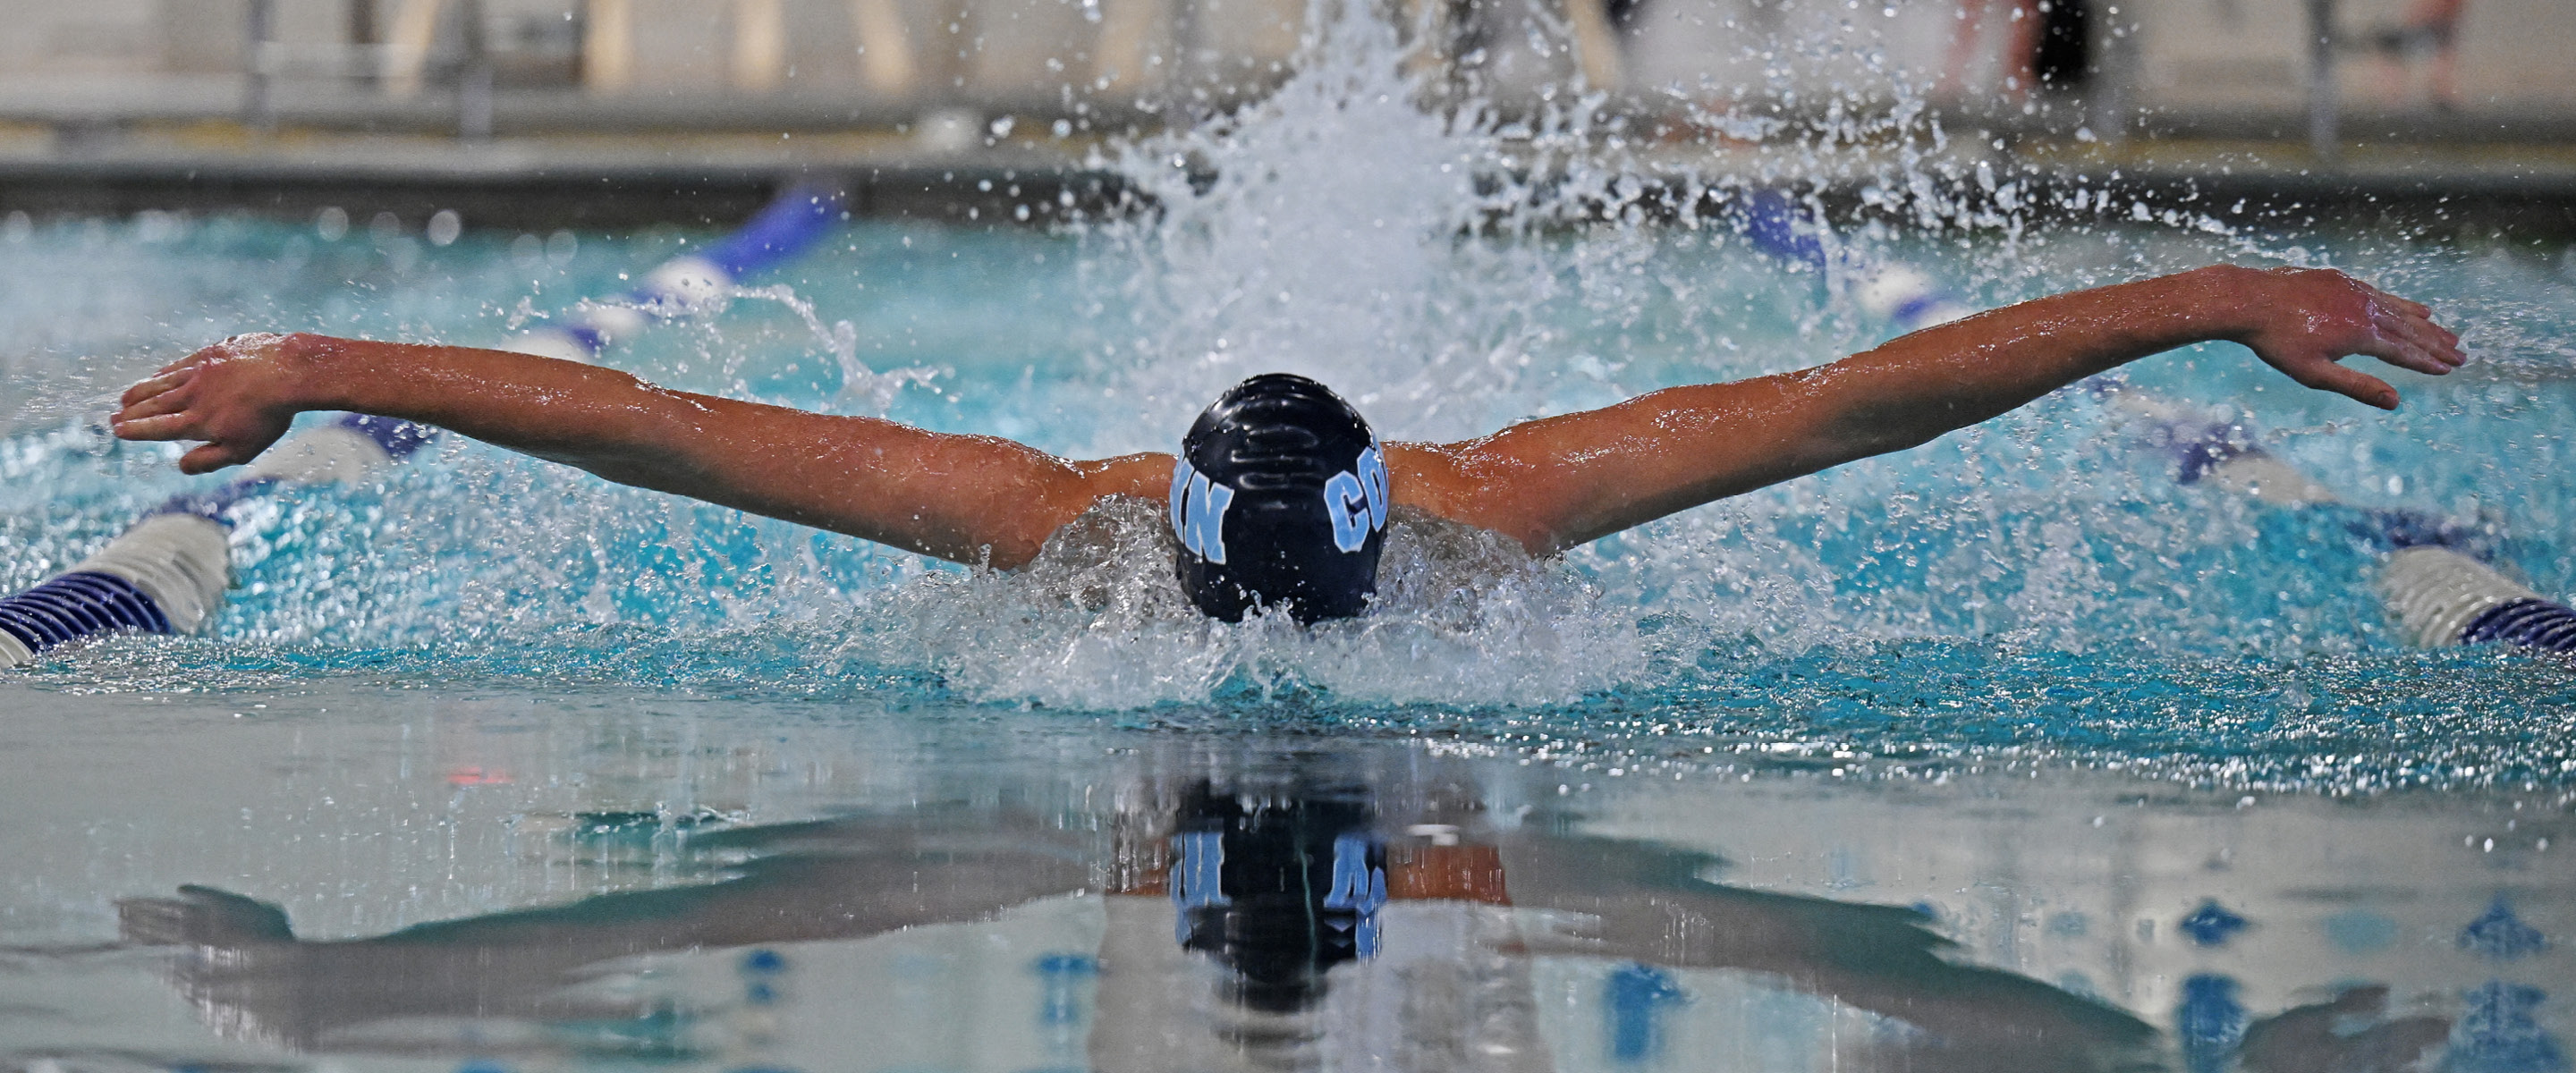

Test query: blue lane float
[0,185,849,669]
[1732,189,2575,655]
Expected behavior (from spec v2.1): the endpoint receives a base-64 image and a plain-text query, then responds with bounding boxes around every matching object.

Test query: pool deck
[4,114,2574,236]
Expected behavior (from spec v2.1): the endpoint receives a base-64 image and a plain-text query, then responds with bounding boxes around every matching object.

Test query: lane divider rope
[1735,190,2572,654]
[0,184,849,668]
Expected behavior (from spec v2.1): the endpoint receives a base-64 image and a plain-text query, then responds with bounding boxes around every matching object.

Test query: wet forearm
[284,333,1128,567]
[1815,265,2261,454]
[1435,266,2283,553]
[286,334,696,473]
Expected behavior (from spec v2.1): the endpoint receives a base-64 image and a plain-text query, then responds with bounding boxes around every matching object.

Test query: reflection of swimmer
[113,266,2460,625]
[2239,984,2451,1073]
[116,808,1097,1051]
[118,760,2158,1070]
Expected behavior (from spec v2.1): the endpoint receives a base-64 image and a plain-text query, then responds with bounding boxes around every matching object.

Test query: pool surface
[4,13,2576,1069]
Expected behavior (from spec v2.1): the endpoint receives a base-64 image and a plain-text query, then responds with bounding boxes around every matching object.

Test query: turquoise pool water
[5,205,2572,780]
[4,17,2576,1067]
[2,202,2570,1069]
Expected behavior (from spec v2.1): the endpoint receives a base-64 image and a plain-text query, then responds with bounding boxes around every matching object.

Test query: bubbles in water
[546,229,580,266]
[0,0,2571,759]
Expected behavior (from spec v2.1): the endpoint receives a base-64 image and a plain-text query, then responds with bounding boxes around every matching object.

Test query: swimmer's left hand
[2228,266,2464,410]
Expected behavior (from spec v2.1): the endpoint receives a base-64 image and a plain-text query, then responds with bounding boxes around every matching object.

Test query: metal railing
[3,0,2547,151]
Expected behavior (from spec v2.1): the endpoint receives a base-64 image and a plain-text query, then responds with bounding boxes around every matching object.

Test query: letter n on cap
[1177,469,1233,564]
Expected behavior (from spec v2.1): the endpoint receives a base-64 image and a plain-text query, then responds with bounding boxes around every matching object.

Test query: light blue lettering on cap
[1359,443,1388,530]
[1324,442,1391,553]
[1179,469,1234,565]
[1169,459,1195,537]
[1326,470,1370,552]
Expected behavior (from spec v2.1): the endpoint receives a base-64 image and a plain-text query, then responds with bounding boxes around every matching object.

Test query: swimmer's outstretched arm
[110,334,1174,569]
[1386,265,2463,554]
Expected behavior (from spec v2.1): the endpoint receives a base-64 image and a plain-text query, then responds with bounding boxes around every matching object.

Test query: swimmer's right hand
[112,333,324,474]
[2225,266,2464,410]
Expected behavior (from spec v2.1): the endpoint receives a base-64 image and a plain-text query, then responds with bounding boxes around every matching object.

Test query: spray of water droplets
[1,1,2573,786]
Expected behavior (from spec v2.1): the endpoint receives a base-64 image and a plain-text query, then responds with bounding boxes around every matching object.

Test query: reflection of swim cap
[1172,779,1383,1012]
[1172,374,1389,623]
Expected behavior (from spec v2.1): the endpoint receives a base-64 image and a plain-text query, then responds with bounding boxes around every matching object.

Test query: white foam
[837,499,1642,708]
[1070,1,1668,455]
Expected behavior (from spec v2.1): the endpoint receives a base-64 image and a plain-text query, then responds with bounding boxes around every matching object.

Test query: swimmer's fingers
[118,366,198,410]
[2275,351,2401,410]
[178,441,264,475]
[114,410,283,474]
[112,378,196,427]
[110,351,299,472]
[112,372,208,442]
[106,411,199,442]
[2363,284,2435,321]
[2352,322,2453,378]
[2350,277,2462,364]
[2369,303,2465,371]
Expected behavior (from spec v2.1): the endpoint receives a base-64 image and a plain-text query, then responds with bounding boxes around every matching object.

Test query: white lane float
[0,185,850,668]
[1734,189,2573,655]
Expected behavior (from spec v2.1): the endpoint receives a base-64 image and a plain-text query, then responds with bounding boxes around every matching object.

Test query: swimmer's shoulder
[1068,452,1179,500]
[1027,496,1529,571]
[1383,440,1554,556]
[1016,497,1542,620]
[1042,493,1176,567]
[1030,447,1546,573]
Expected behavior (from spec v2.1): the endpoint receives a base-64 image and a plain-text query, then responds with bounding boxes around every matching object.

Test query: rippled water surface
[4,8,2576,1068]
[5,203,2572,780]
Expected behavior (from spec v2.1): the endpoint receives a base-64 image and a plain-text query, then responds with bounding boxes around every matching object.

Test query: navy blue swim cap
[1172,374,1389,623]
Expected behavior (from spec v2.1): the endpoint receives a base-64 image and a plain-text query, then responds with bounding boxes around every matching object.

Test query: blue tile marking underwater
[2452,981,2570,1073]
[1033,952,1099,1027]
[2177,974,2250,1073]
[2461,899,2552,961]
[1320,834,1385,959]
[2181,900,2250,948]
[1606,962,1687,1065]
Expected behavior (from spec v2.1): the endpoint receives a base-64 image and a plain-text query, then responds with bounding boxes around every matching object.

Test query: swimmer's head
[1172,374,1389,624]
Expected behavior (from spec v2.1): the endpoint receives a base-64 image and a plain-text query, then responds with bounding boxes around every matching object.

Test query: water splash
[839,499,1642,709]
[0,1,2572,776]
[1072,0,1672,449]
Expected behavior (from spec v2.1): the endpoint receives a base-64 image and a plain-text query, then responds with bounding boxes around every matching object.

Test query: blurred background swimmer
[2363,0,2470,110]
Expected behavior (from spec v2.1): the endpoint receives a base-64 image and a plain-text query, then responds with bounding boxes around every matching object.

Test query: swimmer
[110,264,2462,623]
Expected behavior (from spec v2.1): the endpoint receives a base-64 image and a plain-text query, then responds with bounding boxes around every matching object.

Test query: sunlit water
[3,6,2576,1069]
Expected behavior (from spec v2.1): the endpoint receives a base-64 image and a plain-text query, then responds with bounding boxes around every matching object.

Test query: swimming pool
[4,13,2576,1068]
